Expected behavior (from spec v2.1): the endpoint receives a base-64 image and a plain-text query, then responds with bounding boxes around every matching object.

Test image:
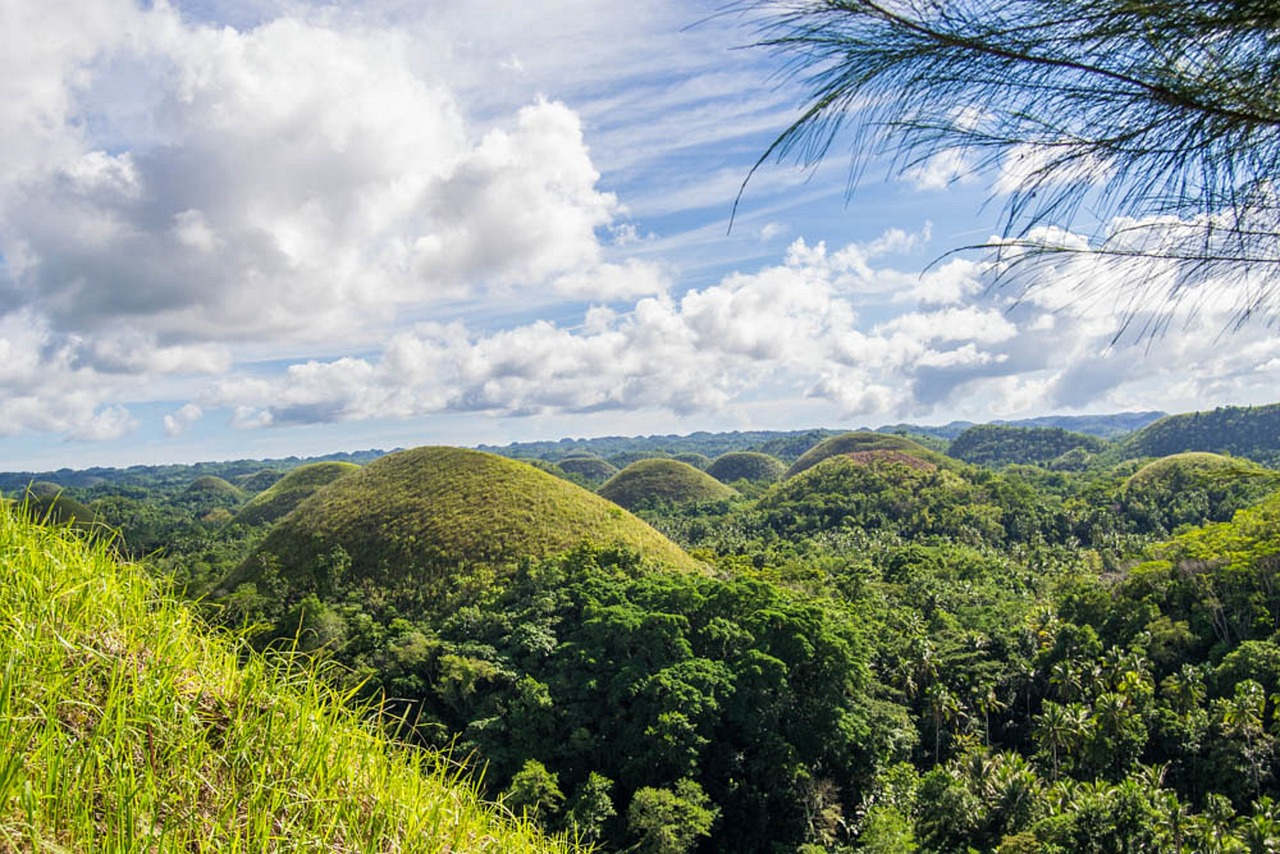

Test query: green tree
[503,759,564,824]
[743,0,1280,326]
[627,779,718,854]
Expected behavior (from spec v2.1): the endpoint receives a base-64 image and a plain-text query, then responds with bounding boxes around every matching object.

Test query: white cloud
[200,220,1280,429]
[164,403,204,437]
[904,149,976,191]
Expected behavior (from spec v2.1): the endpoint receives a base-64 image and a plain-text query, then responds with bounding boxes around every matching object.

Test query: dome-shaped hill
[17,483,98,528]
[760,454,1007,542]
[1121,452,1275,533]
[784,432,950,479]
[228,461,360,530]
[556,455,618,484]
[607,450,674,469]
[229,447,699,598]
[673,452,712,470]
[237,468,286,494]
[598,459,738,510]
[1125,451,1259,489]
[706,451,786,485]
[185,475,245,499]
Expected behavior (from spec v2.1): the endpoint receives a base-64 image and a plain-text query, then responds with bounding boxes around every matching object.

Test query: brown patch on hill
[841,450,938,471]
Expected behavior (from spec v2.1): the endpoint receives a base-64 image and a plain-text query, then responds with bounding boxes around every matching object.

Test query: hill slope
[1125,403,1280,464]
[0,506,576,852]
[948,424,1109,468]
[228,460,360,529]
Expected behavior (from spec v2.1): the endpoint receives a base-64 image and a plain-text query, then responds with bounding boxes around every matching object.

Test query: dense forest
[9,402,1280,852]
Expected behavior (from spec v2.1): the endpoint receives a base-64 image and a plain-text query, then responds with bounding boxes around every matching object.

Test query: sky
[2,0,1278,471]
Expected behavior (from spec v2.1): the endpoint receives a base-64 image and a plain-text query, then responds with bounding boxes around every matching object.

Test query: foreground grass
[0,506,579,853]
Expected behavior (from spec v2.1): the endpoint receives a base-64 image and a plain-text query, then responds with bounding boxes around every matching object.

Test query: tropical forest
[7,402,1280,852]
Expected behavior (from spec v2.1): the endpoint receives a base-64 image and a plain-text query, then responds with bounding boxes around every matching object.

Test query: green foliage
[554,455,618,486]
[759,455,1012,545]
[949,425,1109,469]
[598,459,739,511]
[1126,404,1280,465]
[627,779,718,854]
[1120,452,1275,535]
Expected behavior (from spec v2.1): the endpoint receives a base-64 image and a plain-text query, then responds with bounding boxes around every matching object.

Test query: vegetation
[744,0,1280,324]
[784,432,950,479]
[1120,452,1276,536]
[555,455,619,486]
[226,446,701,619]
[949,425,1108,469]
[1125,403,1280,465]
[598,460,739,511]
[15,402,1280,851]
[705,451,787,486]
[0,505,578,853]
[227,460,360,530]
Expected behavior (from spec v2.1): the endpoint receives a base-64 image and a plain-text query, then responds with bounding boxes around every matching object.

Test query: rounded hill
[228,461,360,529]
[760,455,1009,543]
[232,447,700,592]
[784,432,950,478]
[236,468,286,494]
[185,475,245,498]
[555,455,618,485]
[706,452,786,485]
[1121,452,1275,533]
[597,459,738,510]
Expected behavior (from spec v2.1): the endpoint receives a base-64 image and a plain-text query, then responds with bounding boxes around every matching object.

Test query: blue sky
[1,0,1277,470]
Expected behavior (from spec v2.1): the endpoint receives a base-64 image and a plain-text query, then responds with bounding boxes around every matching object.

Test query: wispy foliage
[740,0,1280,331]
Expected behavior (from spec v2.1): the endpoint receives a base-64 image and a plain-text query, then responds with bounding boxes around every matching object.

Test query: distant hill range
[10,404,1280,490]
[876,411,1167,441]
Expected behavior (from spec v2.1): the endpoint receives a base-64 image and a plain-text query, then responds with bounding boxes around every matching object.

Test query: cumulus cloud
[201,223,1280,429]
[0,1,665,442]
[164,403,204,437]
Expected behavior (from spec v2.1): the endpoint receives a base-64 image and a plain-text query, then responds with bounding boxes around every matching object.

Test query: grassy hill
[597,459,738,510]
[229,447,700,605]
[228,461,360,529]
[0,505,577,853]
[784,432,951,478]
[554,455,618,485]
[705,451,787,485]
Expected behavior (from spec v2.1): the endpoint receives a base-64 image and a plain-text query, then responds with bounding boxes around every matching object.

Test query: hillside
[1125,403,1280,463]
[229,447,700,608]
[598,459,739,510]
[0,505,576,853]
[948,424,1109,468]
[228,460,360,529]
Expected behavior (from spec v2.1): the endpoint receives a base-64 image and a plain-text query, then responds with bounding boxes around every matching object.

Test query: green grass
[0,505,580,852]
[783,431,951,478]
[597,459,738,510]
[228,461,360,530]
